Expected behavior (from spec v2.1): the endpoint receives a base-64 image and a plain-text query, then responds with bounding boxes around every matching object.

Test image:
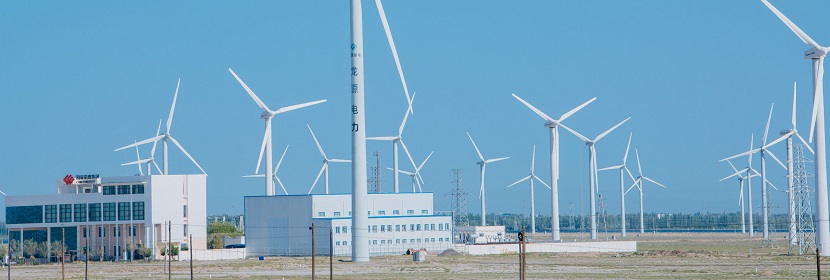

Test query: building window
[372,240,377,245]
[342,226,348,234]
[118,202,131,221]
[318,212,325,217]
[336,227,340,234]
[59,204,72,222]
[334,212,341,217]
[402,224,407,232]
[431,238,436,243]
[410,239,415,244]
[372,225,377,233]
[103,203,116,221]
[133,202,145,220]
[439,238,443,242]
[378,210,386,215]
[424,224,429,231]
[416,224,421,231]
[380,225,385,232]
[103,186,116,195]
[114,227,120,237]
[118,185,131,195]
[421,210,428,214]
[445,223,450,231]
[396,239,400,244]
[439,223,443,231]
[184,224,188,237]
[74,204,87,222]
[409,224,414,231]
[132,225,137,237]
[88,203,101,222]
[425,238,429,243]
[132,184,144,194]
[183,205,188,218]
[343,241,347,246]
[417,238,422,243]
[6,206,43,224]
[393,210,400,215]
[406,210,414,215]
[83,227,87,238]
[45,205,57,223]
[395,225,401,232]
[381,240,385,244]
[98,227,104,238]
[402,239,407,244]
[430,224,435,231]
[336,241,341,246]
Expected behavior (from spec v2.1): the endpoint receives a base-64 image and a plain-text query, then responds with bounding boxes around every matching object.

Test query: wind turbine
[506,145,551,234]
[782,81,815,245]
[367,93,415,193]
[228,68,326,196]
[120,120,163,175]
[307,124,351,194]
[761,0,830,255]
[511,93,596,241]
[389,150,433,192]
[561,117,630,240]
[625,149,668,234]
[244,145,290,195]
[720,104,789,238]
[720,159,762,234]
[598,133,635,237]
[466,132,509,227]
[115,80,206,176]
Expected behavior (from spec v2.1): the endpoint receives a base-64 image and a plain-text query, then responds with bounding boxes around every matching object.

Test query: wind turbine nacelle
[780,129,794,135]
[804,48,827,60]
[260,112,272,119]
[544,121,556,128]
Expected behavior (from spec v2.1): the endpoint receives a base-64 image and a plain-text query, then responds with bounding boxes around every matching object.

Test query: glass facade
[103,203,116,221]
[103,186,116,195]
[133,201,144,220]
[45,205,57,223]
[6,206,43,224]
[117,185,130,195]
[88,203,101,222]
[60,204,72,222]
[132,184,144,194]
[74,203,87,222]
[118,202,130,221]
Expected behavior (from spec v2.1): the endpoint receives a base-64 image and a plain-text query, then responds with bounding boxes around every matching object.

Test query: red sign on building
[63,174,75,185]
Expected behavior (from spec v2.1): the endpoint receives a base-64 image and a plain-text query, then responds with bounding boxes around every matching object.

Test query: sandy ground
[6,232,826,279]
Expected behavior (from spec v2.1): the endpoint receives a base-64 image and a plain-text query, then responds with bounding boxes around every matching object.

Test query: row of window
[102,185,144,196]
[338,237,445,246]
[317,209,430,217]
[81,225,139,238]
[39,202,145,224]
[370,223,451,233]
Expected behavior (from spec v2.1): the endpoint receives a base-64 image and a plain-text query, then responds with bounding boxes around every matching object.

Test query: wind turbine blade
[480,164,486,199]
[307,124,328,160]
[274,145,289,173]
[764,131,793,149]
[810,61,824,142]
[760,0,823,50]
[625,166,637,182]
[532,174,551,189]
[398,92,415,136]
[399,139,419,169]
[764,150,787,170]
[228,68,272,112]
[739,180,744,205]
[242,174,265,178]
[559,123,590,143]
[635,149,642,176]
[114,135,165,151]
[417,151,434,171]
[375,0,412,114]
[727,159,740,174]
[511,94,555,122]
[598,165,623,171]
[256,119,271,174]
[643,176,667,189]
[276,176,288,195]
[623,132,632,163]
[506,176,531,188]
[748,133,755,165]
[121,158,152,166]
[595,117,630,142]
[625,179,640,195]
[309,164,326,194]
[531,145,536,173]
[796,133,815,154]
[720,168,748,182]
[134,141,144,176]
[466,132,485,161]
[367,136,397,141]
[166,79,180,134]
[151,119,161,157]
[558,97,597,122]
[485,157,509,163]
[273,99,327,115]
[793,81,798,128]
[719,148,762,162]
[329,159,352,163]
[765,178,780,191]
[763,104,774,145]
[153,161,162,175]
[169,136,208,175]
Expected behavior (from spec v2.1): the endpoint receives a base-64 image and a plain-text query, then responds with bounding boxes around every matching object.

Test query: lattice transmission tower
[369,151,384,193]
[447,169,469,227]
[792,144,815,255]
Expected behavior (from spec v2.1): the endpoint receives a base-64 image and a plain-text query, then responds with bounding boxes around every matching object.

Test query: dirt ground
[6,232,826,279]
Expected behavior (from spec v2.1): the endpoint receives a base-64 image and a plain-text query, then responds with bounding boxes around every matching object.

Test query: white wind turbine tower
[244,145,290,195]
[466,132,509,227]
[506,146,551,234]
[720,159,761,234]
[390,150,433,193]
[626,149,668,234]
[761,0,830,255]
[229,68,326,196]
[307,124,352,194]
[560,117,630,240]
[511,93,596,241]
[598,133,635,237]
[782,81,815,245]
[721,104,789,238]
[121,120,164,175]
[367,93,415,193]
[115,80,206,176]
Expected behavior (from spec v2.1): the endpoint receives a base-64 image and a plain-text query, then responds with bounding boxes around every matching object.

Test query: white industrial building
[455,226,506,244]
[245,193,453,257]
[4,174,206,260]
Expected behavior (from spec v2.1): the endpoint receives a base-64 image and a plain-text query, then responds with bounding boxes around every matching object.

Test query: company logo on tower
[63,174,75,185]
[351,43,356,50]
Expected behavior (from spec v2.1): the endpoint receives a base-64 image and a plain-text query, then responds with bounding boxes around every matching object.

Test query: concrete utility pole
[309,223,316,280]
[350,0,369,263]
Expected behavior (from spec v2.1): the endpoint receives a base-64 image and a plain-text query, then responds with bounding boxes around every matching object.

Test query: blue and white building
[245,193,453,257]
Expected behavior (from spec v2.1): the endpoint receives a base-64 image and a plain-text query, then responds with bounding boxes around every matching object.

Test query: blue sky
[1,1,827,220]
